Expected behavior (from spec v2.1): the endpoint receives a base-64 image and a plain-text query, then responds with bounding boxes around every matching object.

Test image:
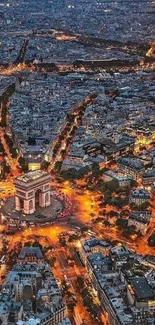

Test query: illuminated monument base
[14,170,52,215]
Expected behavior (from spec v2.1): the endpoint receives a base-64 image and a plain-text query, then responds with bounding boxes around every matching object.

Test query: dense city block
[0,1,155,325]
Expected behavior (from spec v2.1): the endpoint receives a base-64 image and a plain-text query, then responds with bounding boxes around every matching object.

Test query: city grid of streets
[0,0,155,325]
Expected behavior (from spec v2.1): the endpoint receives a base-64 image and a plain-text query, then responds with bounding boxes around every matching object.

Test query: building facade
[103,169,132,188]
[79,238,111,265]
[128,211,151,235]
[117,157,145,180]
[129,189,150,206]
[142,169,155,186]
[14,170,51,214]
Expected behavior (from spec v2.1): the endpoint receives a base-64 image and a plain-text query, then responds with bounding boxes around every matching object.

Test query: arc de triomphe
[14,170,51,214]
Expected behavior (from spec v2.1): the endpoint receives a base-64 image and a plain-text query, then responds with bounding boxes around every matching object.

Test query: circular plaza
[2,170,64,224]
[2,195,63,224]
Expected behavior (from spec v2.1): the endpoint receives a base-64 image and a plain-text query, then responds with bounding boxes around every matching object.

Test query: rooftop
[1,246,65,324]
[82,237,111,253]
[88,252,112,268]
[17,319,40,325]
[130,189,150,199]
[58,318,72,325]
[129,213,149,225]
[16,170,50,183]
[93,269,134,324]
[130,276,154,300]
[18,247,44,260]
[143,169,155,178]
[110,245,129,257]
[104,169,132,181]
[118,157,144,170]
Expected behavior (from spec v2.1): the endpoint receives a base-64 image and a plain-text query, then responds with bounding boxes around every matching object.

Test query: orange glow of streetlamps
[76,241,81,248]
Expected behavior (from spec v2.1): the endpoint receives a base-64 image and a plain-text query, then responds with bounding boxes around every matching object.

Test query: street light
[76,241,81,248]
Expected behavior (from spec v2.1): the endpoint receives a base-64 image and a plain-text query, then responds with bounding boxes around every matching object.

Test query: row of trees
[55,162,106,180]
[0,84,15,127]
[0,140,5,155]
[1,161,11,178]
[116,219,139,236]
[148,233,155,247]
[61,279,77,312]
[4,133,18,158]
[0,160,11,179]
[76,276,100,322]
[94,177,137,194]
[60,166,91,180]
[18,157,28,172]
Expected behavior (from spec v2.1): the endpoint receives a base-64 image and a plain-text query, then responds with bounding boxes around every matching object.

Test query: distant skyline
[0,1,155,325]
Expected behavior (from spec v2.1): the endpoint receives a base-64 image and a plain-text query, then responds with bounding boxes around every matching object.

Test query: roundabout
[0,170,65,225]
[2,195,63,224]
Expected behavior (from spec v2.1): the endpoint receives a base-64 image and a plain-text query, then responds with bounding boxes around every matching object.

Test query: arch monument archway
[14,170,51,214]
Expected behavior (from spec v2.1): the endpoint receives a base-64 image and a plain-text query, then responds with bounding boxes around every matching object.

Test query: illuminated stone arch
[29,200,33,210]
[14,170,51,214]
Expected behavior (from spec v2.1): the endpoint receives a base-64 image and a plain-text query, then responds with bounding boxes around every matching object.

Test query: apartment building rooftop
[17,319,41,325]
[130,189,150,199]
[118,157,144,170]
[130,277,154,301]
[0,247,66,325]
[104,169,132,181]
[88,252,112,268]
[96,270,134,325]
[143,169,155,178]
[82,238,111,253]
[129,213,150,225]
[18,247,44,260]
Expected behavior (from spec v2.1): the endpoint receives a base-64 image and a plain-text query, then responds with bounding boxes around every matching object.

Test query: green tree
[104,220,110,227]
[120,209,130,217]
[77,276,85,290]
[59,237,67,247]
[41,161,50,170]
[61,149,66,157]
[50,256,56,267]
[77,166,90,179]
[125,225,137,235]
[3,163,11,174]
[32,241,43,251]
[68,300,76,312]
[80,225,89,234]
[106,179,119,192]
[105,196,112,205]
[54,161,62,173]
[130,179,138,188]
[112,197,128,208]
[108,211,119,218]
[18,157,28,172]
[0,119,6,127]
[68,234,79,242]
[92,162,101,177]
[105,189,112,198]
[148,233,155,247]
[61,167,88,180]
[0,141,5,154]
[139,202,150,210]
[116,218,127,228]
[81,287,90,299]
[24,241,32,247]
[130,202,138,210]
[11,147,18,158]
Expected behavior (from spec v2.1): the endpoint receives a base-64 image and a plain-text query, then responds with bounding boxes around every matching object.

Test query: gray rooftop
[18,247,44,260]
[16,170,50,183]
[130,277,154,300]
